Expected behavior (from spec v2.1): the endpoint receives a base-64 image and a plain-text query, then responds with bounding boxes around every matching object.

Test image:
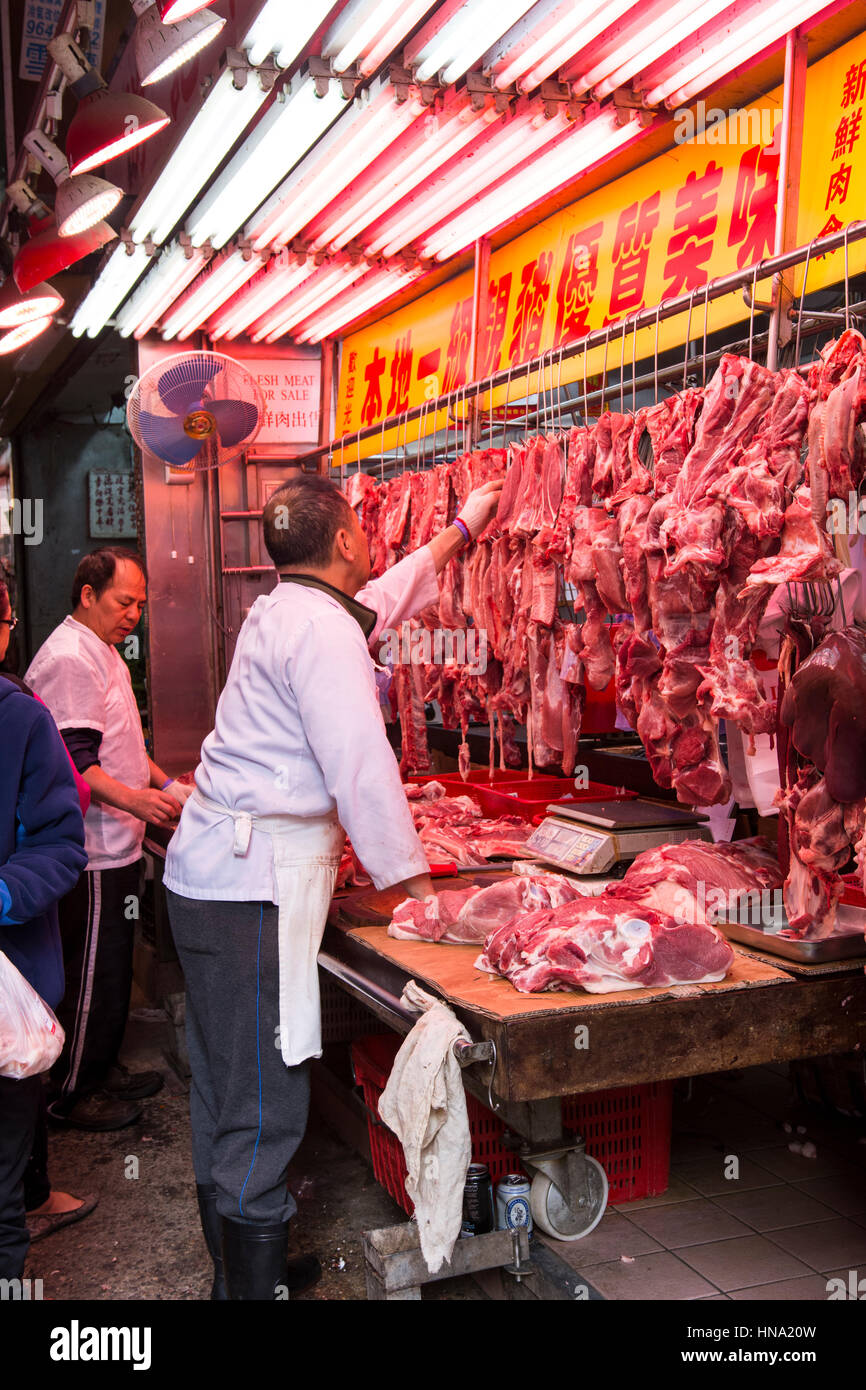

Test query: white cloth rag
[378,981,472,1274]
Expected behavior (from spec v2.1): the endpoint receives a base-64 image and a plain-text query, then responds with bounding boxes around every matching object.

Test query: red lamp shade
[67,88,170,175]
[0,278,63,327]
[157,0,217,17]
[0,316,54,356]
[13,220,117,293]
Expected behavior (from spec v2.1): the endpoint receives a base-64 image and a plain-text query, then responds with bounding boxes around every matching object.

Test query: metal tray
[721,907,866,963]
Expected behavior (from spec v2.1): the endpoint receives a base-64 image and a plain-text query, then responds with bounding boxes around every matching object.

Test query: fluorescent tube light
[130,64,272,247]
[70,242,153,337]
[115,240,210,338]
[186,73,348,250]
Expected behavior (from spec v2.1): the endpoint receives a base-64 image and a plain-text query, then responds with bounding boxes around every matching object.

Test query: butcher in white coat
[164,471,501,1301]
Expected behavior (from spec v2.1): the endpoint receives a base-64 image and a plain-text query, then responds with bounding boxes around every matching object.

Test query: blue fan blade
[139,411,202,467]
[157,355,222,416]
[210,398,260,448]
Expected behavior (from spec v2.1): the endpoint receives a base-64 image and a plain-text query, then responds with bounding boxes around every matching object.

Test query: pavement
[24,1011,487,1302]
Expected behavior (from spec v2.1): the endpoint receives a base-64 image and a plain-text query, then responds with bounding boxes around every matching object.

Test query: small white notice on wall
[89,471,137,539]
[234,355,322,446]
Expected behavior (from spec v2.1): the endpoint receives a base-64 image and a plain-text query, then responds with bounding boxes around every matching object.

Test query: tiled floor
[541,1064,866,1300]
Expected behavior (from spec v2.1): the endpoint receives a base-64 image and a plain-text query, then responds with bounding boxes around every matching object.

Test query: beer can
[461,1163,494,1237]
[495,1173,532,1234]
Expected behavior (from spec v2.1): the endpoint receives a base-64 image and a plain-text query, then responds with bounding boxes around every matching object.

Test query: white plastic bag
[0,951,65,1079]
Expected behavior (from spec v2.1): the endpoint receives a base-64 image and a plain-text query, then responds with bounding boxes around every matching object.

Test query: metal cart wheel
[529,1157,609,1241]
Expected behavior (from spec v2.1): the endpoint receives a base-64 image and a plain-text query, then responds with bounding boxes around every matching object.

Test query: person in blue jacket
[0,673,87,1279]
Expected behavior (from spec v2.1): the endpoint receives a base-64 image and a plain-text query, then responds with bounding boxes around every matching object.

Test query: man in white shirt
[164,472,501,1300]
[25,549,192,1131]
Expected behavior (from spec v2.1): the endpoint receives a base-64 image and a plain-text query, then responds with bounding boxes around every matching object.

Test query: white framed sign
[233,354,322,447]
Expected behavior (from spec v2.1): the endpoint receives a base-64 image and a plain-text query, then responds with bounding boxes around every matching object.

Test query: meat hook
[557,344,565,435]
[653,301,661,403]
[683,290,696,392]
[418,398,427,471]
[619,318,627,414]
[702,281,710,386]
[631,314,638,415]
[600,321,612,414]
[844,221,852,331]
[837,574,848,629]
[794,237,817,369]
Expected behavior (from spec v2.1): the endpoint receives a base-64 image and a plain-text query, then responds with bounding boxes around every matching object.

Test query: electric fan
[126,350,265,469]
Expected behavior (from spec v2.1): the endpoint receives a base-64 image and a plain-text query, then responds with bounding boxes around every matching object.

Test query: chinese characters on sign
[819,53,865,237]
[245,358,322,443]
[336,31,866,449]
[88,472,137,540]
[19,0,105,80]
[338,111,786,443]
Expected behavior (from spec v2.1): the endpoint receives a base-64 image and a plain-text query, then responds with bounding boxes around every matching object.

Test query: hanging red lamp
[0,316,55,356]
[0,278,63,327]
[132,0,225,87]
[7,181,118,292]
[156,0,218,18]
[47,33,170,175]
[22,129,123,237]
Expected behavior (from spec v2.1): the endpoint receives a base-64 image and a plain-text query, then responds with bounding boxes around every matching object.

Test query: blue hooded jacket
[0,675,87,1008]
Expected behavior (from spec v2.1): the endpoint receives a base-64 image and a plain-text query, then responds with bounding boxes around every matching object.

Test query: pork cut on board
[477,893,734,994]
[389,872,582,945]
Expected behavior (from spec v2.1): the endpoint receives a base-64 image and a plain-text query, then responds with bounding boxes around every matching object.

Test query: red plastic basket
[406,769,527,788]
[472,779,637,820]
[583,676,618,733]
[351,1033,671,1215]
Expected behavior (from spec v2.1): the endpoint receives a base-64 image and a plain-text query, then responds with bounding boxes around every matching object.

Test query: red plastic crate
[351,1033,671,1215]
[841,874,866,908]
[405,770,522,788]
[583,677,618,733]
[472,778,637,821]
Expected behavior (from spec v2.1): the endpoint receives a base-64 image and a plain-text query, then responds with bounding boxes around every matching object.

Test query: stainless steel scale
[524,798,712,875]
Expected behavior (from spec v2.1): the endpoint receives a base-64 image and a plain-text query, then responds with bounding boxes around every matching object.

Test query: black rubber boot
[195,1184,227,1301]
[221,1217,322,1301]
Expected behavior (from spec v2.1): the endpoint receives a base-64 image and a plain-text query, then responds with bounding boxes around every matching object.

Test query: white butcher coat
[164,545,439,1065]
[25,616,150,870]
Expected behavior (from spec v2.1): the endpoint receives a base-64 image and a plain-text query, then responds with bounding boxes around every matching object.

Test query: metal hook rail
[300,218,866,470]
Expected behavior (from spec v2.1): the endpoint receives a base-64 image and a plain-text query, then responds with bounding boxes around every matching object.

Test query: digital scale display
[525,819,612,873]
[525,800,713,875]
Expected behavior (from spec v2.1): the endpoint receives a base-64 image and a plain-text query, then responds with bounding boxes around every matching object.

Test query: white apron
[192,789,345,1066]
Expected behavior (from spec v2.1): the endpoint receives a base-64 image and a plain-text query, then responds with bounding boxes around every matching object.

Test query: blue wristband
[453,517,471,545]
[160,778,173,790]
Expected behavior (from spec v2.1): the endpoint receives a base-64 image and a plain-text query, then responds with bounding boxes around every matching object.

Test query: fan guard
[126,350,265,470]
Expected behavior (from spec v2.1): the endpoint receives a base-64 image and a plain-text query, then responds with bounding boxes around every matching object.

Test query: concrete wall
[15,421,134,663]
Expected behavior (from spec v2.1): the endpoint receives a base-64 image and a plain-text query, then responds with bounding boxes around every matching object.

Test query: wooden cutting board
[341,923,793,1020]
